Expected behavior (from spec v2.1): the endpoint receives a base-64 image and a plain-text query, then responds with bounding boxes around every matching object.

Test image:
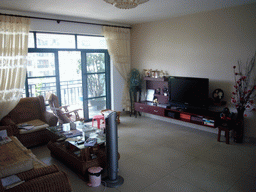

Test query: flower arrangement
[231,52,256,117]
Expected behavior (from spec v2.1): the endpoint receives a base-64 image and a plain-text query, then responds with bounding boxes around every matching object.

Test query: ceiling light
[104,0,149,9]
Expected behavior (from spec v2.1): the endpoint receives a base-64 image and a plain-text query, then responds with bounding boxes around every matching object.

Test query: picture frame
[146,89,155,101]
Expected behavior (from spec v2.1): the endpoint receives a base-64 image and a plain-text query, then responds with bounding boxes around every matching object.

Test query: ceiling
[0,0,256,25]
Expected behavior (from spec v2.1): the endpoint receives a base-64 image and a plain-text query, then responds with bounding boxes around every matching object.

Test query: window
[26,32,110,121]
[77,36,107,49]
[36,33,76,49]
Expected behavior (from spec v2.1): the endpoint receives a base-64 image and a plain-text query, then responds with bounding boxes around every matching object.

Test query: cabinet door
[147,106,165,116]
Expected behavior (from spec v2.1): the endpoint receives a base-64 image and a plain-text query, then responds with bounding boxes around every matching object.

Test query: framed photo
[146,89,155,101]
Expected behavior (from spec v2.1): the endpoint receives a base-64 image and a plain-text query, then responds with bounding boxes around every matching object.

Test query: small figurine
[153,98,158,105]
[220,107,234,121]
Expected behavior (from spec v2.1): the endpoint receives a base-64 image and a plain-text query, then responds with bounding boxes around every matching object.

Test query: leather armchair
[0,96,58,148]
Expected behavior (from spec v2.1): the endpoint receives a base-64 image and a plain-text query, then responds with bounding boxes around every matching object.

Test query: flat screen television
[168,76,209,111]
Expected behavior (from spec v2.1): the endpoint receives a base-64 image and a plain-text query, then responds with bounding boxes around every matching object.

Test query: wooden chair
[46,93,84,124]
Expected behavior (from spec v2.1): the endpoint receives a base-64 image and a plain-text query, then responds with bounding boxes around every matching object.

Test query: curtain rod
[0,13,131,29]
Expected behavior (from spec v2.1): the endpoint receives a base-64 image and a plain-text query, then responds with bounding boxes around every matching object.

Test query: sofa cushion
[0,138,35,178]
[8,97,44,124]
[0,136,48,178]
[0,159,33,178]
[18,119,49,134]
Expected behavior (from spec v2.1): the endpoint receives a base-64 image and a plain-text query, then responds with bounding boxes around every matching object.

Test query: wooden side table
[217,125,233,144]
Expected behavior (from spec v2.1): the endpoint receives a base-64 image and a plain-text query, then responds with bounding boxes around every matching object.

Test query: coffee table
[46,123,107,180]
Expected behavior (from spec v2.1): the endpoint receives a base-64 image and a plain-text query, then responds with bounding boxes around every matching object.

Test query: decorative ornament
[212,88,224,102]
[104,0,149,9]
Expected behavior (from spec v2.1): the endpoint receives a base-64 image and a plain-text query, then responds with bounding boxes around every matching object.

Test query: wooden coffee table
[46,124,107,181]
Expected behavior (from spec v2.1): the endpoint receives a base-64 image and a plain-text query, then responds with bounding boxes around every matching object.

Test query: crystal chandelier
[104,0,149,9]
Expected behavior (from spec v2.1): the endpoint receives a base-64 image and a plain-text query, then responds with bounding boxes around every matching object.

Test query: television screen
[168,76,209,110]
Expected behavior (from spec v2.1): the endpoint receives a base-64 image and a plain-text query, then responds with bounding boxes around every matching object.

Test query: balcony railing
[25,80,83,106]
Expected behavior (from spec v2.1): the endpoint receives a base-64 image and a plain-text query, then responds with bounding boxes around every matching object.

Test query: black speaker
[102,111,124,188]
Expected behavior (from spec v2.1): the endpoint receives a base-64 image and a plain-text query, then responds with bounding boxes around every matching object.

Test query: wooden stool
[92,115,105,129]
[217,125,232,144]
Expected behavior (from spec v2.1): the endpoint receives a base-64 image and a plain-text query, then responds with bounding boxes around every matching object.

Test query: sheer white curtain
[103,26,131,111]
[0,16,30,120]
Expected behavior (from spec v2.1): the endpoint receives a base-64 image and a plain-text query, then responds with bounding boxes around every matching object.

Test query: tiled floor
[31,114,256,192]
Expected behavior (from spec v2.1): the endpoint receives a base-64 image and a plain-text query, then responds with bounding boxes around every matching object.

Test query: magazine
[18,123,34,130]
[0,130,12,145]
[62,130,83,138]
[1,175,24,189]
[84,138,97,146]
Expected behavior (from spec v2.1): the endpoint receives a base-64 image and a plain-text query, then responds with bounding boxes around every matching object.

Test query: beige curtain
[0,16,30,120]
[103,26,131,111]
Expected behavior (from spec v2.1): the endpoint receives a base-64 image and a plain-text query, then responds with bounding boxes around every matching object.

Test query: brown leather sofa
[0,96,58,148]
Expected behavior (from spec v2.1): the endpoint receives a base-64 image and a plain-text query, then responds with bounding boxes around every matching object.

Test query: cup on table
[63,123,70,131]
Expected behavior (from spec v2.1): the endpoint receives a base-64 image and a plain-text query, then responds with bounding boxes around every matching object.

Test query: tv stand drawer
[147,106,165,116]
[134,103,149,113]
[135,102,165,117]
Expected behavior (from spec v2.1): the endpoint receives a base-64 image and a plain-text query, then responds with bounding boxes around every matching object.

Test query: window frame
[26,31,111,120]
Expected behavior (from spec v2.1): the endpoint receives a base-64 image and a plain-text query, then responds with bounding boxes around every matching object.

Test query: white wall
[30,19,103,35]
[131,3,256,140]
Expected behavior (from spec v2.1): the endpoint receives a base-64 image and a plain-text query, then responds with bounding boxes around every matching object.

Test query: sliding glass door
[83,52,110,119]
[58,51,83,118]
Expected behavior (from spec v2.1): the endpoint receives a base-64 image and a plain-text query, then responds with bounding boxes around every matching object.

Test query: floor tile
[133,146,195,172]
[170,158,244,192]
[227,174,256,192]
[246,162,256,177]
[29,114,256,192]
[117,158,169,192]
[198,143,256,172]
[141,174,206,192]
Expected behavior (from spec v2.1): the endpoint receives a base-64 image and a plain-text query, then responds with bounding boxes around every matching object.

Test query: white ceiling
[0,0,256,25]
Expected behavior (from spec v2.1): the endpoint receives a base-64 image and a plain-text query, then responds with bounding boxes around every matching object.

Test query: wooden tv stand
[135,101,219,128]
[134,77,220,128]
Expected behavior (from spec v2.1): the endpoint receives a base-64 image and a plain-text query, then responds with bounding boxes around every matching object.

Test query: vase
[233,107,245,143]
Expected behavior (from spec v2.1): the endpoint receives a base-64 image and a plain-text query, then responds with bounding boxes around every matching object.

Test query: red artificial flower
[234,85,238,89]
[232,92,236,95]
[244,114,247,117]
[246,105,250,108]
[233,66,236,69]
[250,100,254,104]
[235,73,238,75]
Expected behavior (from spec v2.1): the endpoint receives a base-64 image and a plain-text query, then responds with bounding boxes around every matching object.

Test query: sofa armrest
[0,117,16,126]
[42,111,58,127]
[16,165,59,181]
[3,171,72,192]
[0,125,19,136]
